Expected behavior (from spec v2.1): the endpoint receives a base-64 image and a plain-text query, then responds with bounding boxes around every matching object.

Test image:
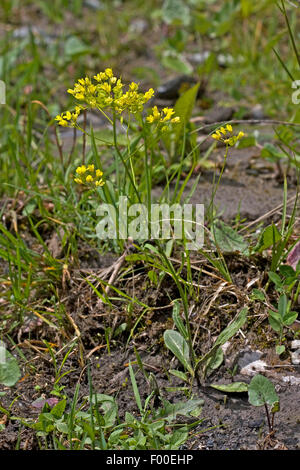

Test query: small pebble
[291,349,300,365]
[291,340,300,350]
[248,418,264,429]
[206,439,214,449]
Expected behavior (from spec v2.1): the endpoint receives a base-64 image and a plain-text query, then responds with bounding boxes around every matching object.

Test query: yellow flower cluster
[212,124,244,146]
[146,106,180,131]
[55,106,82,127]
[55,68,156,127]
[74,164,105,187]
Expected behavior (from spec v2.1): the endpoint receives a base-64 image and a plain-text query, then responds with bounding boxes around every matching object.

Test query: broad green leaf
[237,135,257,149]
[158,398,204,422]
[173,82,200,143]
[268,271,282,288]
[283,310,298,326]
[248,374,279,407]
[198,307,248,374]
[212,221,249,255]
[251,289,266,301]
[254,224,282,253]
[275,345,285,356]
[89,394,118,428]
[172,301,188,340]
[169,369,189,382]
[0,350,21,387]
[215,307,248,347]
[206,347,224,372]
[161,0,191,26]
[164,330,193,376]
[210,382,248,393]
[162,54,193,75]
[278,294,287,318]
[64,36,90,58]
[268,311,282,332]
[261,143,286,162]
[50,399,66,419]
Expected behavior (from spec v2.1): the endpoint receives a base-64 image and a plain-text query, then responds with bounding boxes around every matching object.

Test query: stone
[240,360,268,377]
[291,340,300,350]
[291,349,300,365]
[282,376,300,386]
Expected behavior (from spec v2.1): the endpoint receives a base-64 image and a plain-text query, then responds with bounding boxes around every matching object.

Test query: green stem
[207,144,229,221]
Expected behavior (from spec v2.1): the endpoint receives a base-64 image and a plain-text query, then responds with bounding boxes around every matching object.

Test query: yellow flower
[55,115,68,127]
[144,88,154,101]
[211,125,244,146]
[76,165,87,174]
[74,164,105,188]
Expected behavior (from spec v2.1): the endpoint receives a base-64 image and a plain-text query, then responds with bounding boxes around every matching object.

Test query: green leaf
[162,54,193,75]
[282,310,298,326]
[237,135,257,149]
[254,224,282,253]
[210,382,248,393]
[173,82,200,143]
[268,310,282,332]
[215,307,248,347]
[0,350,21,387]
[163,330,194,376]
[278,294,287,318]
[212,221,249,255]
[268,271,283,288]
[275,345,285,356]
[172,301,188,340]
[64,36,90,58]
[251,289,266,301]
[50,399,66,419]
[161,0,191,26]
[158,398,204,422]
[261,143,286,162]
[197,307,248,374]
[206,347,224,372]
[271,401,280,414]
[248,374,279,407]
[169,369,189,382]
[89,394,118,428]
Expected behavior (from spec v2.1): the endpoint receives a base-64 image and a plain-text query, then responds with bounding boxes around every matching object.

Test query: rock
[282,376,300,386]
[248,418,264,429]
[157,76,206,100]
[206,439,214,449]
[291,349,300,365]
[204,106,235,124]
[221,341,231,355]
[83,0,104,10]
[291,340,300,350]
[240,360,268,377]
[248,104,265,120]
[236,349,263,370]
[129,19,148,34]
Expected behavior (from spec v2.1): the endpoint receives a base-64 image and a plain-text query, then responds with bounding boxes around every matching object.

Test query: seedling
[268,293,298,354]
[248,374,280,434]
